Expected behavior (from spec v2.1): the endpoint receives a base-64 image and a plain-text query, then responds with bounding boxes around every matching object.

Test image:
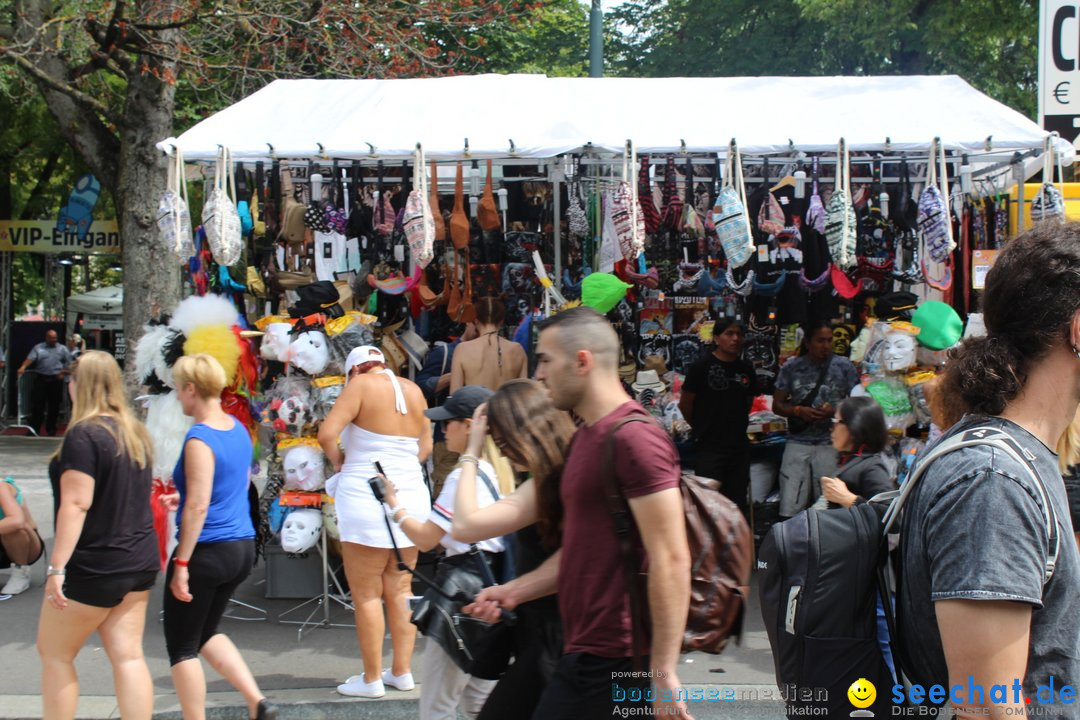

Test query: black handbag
[372,465,516,680]
[409,551,515,680]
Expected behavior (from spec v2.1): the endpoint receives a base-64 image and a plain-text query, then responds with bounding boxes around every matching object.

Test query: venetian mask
[261,323,293,362]
[289,331,330,375]
[282,446,325,492]
[280,508,322,553]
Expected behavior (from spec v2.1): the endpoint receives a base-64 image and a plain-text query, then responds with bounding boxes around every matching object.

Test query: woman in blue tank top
[161,354,278,720]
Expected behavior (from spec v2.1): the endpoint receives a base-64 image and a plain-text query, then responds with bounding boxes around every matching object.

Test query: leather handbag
[477,159,501,231]
[450,162,470,250]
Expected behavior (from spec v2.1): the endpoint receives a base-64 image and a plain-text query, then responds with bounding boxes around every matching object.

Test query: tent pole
[552,160,563,293]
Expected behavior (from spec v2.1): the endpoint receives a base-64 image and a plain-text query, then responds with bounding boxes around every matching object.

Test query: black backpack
[758,423,1060,719]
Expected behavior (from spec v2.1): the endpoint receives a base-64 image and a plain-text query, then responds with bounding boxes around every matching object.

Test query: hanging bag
[712,141,755,268]
[158,146,194,260]
[638,155,662,234]
[450,162,470,250]
[477,159,501,231]
[917,138,956,264]
[610,143,646,263]
[681,156,705,239]
[201,147,243,266]
[805,156,827,235]
[824,139,857,270]
[373,162,395,238]
[891,157,918,232]
[756,158,785,237]
[1030,135,1066,224]
[568,156,589,239]
[660,157,684,231]
[402,146,436,269]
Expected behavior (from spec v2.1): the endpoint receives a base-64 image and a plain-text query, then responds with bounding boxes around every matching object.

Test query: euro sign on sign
[1041,0,1080,147]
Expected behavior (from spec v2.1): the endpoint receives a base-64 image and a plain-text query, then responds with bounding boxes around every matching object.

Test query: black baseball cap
[424,385,494,422]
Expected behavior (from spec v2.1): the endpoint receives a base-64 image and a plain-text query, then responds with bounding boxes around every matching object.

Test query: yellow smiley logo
[847,678,876,709]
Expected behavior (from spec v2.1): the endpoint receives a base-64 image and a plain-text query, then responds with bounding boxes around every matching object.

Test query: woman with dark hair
[679,317,759,516]
[819,396,895,509]
[772,321,860,517]
[450,379,574,720]
[450,297,528,393]
[899,224,1080,715]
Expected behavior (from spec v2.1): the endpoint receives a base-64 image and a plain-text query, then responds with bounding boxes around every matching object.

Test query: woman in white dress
[319,346,432,698]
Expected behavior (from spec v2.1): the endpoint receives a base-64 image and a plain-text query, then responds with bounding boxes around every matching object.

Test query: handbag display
[158,146,194,260]
[450,162,470,250]
[201,146,243,266]
[477,159,501,231]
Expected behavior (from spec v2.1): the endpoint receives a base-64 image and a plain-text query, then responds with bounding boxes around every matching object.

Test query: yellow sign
[0,220,120,254]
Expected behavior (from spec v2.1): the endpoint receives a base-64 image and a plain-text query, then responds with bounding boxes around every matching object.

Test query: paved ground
[0,436,787,719]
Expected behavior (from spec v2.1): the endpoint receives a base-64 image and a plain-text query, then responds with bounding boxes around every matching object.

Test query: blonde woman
[380,385,514,720]
[37,351,158,720]
[1059,407,1080,549]
[161,354,277,720]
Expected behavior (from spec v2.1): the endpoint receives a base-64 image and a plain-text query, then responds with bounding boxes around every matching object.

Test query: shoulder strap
[602,414,656,669]
[800,356,832,407]
[475,467,500,504]
[882,425,1059,582]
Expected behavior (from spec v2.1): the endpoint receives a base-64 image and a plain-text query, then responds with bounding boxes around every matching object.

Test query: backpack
[758,423,1059,719]
[824,139,857,270]
[603,415,752,661]
[402,146,435,269]
[158,147,194,261]
[712,140,755,269]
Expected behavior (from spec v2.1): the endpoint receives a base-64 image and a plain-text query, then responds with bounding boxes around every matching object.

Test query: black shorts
[64,570,158,608]
[0,528,45,568]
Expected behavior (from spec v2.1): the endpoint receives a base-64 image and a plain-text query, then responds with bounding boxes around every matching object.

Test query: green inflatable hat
[911,301,963,350]
[581,273,632,314]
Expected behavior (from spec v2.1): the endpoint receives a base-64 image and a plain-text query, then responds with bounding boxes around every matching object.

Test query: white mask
[282,445,325,492]
[289,331,330,375]
[883,330,917,372]
[261,323,293,362]
[280,508,322,553]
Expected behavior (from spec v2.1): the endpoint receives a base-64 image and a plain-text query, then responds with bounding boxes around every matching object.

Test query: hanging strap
[169,147,189,244]
[413,145,427,198]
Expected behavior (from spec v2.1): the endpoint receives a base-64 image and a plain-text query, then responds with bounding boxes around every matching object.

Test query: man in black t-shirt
[679,318,760,516]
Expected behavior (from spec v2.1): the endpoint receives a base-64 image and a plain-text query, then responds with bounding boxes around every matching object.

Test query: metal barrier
[0,373,38,436]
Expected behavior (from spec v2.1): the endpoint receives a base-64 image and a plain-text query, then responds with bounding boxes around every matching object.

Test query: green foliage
[603,0,1039,117]
[483,0,590,77]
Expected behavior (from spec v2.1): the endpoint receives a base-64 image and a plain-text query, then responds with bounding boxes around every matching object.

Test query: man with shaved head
[17,329,73,436]
[469,306,694,719]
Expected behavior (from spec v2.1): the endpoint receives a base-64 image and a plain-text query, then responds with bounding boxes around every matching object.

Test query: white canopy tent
[67,285,123,331]
[160,74,1073,166]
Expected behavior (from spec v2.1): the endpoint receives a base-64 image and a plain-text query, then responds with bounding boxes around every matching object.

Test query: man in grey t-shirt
[17,329,73,436]
[899,415,1080,714]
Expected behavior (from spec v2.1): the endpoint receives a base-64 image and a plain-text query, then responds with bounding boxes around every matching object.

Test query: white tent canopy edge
[159,74,1074,166]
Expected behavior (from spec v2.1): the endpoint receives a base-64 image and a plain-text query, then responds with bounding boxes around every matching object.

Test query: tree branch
[0,46,114,119]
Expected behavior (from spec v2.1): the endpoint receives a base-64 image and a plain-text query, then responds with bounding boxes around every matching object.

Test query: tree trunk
[117,30,182,393]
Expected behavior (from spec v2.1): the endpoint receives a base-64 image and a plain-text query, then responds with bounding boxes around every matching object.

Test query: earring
[1074,345,1080,360]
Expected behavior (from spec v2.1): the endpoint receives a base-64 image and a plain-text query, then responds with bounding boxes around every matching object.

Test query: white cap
[345,345,385,373]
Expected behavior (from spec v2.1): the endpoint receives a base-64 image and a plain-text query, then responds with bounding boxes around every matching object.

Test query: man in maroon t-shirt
[467,306,693,719]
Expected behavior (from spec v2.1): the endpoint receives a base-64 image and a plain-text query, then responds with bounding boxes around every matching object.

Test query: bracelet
[386,505,406,520]
[173,558,190,568]
[393,511,410,526]
[459,454,480,466]
[46,566,65,577]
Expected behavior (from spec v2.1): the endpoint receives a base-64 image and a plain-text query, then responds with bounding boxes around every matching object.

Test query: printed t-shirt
[899,415,1080,705]
[775,353,859,445]
[682,354,759,448]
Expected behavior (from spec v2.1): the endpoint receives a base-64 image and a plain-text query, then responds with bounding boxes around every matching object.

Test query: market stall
[150,72,1072,584]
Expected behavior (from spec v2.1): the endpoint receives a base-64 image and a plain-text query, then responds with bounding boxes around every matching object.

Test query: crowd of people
[8,222,1080,719]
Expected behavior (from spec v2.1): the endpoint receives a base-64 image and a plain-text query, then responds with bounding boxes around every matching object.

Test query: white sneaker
[336,674,385,698]
[381,669,415,691]
[1,565,31,595]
